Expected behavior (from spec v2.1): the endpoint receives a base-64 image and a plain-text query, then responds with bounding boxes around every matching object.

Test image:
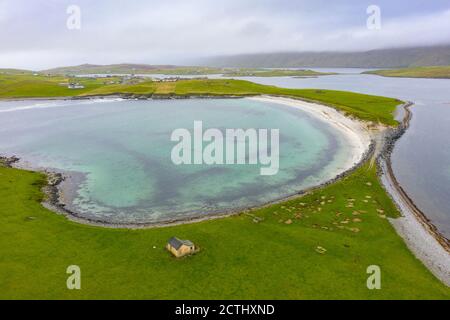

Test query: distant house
[153,77,180,83]
[163,77,180,82]
[166,237,196,257]
[68,83,85,89]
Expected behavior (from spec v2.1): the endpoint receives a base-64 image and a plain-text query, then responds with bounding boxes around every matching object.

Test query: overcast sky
[1,0,450,69]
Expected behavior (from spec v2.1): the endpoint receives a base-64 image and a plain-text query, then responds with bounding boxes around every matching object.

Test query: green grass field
[39,64,226,75]
[0,73,121,97]
[364,66,450,79]
[0,74,401,125]
[0,163,448,299]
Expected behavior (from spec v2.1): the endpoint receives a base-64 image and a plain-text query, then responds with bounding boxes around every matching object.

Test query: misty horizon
[1,0,450,69]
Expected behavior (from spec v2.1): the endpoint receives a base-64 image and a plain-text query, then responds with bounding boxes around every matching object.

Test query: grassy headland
[41,64,226,76]
[364,66,450,79]
[0,162,448,299]
[0,73,122,97]
[0,74,401,125]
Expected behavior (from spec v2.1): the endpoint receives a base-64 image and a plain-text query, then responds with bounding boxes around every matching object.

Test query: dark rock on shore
[0,155,19,167]
[376,102,413,164]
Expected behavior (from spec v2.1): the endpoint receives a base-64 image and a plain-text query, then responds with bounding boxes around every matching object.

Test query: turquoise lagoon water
[0,98,353,223]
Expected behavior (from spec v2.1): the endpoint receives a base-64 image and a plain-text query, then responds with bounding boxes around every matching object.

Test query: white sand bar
[248,95,372,172]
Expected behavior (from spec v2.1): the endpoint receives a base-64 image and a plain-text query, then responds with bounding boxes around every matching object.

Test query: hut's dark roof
[168,237,194,250]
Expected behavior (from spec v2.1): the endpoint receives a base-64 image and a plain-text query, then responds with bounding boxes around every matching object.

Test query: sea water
[0,98,354,223]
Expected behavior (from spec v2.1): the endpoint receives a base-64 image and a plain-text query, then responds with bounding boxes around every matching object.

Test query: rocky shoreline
[1,93,252,102]
[377,102,449,249]
[376,102,450,285]
[0,155,19,167]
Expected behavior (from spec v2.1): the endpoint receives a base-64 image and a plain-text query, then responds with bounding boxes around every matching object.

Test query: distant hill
[0,68,34,75]
[41,64,224,75]
[41,64,336,77]
[41,63,180,75]
[202,45,450,68]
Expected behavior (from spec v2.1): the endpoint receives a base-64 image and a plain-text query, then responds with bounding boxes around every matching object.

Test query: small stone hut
[166,237,196,257]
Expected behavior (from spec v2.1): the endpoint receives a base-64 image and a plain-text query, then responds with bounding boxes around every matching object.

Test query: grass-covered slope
[364,66,450,79]
[0,73,119,97]
[205,46,450,68]
[41,64,225,75]
[0,164,448,299]
[0,74,401,125]
[0,68,34,75]
[174,80,400,125]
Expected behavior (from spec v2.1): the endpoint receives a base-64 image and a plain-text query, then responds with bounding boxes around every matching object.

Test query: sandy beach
[249,95,373,171]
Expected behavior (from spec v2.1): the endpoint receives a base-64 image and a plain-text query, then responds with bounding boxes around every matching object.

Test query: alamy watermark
[170,121,280,176]
[366,265,381,289]
[66,5,81,30]
[366,5,381,30]
[66,265,81,290]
